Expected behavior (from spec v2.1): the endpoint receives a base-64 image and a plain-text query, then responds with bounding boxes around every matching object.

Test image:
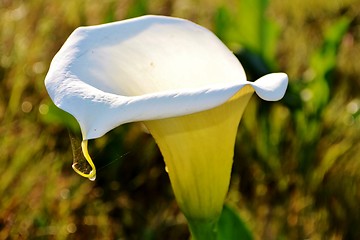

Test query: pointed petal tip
[251,73,288,101]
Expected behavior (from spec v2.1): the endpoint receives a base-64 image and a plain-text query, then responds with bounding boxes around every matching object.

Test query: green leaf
[215,0,280,71]
[311,17,351,77]
[41,101,80,133]
[126,0,149,18]
[217,205,253,240]
[307,17,350,111]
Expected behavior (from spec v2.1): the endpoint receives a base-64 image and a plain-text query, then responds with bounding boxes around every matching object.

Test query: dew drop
[165,166,169,173]
[89,171,96,181]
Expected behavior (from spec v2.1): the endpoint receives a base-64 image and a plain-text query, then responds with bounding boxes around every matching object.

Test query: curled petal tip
[251,73,288,101]
[71,140,97,180]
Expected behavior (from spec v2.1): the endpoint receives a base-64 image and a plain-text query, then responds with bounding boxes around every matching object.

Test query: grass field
[1,0,360,239]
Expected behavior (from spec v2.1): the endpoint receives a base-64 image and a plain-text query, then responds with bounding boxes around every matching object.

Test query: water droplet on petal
[89,172,96,181]
[165,166,169,173]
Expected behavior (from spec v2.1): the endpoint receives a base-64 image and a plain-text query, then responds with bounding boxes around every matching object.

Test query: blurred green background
[1,0,360,239]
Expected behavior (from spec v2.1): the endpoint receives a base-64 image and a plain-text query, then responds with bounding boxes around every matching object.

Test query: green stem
[188,218,219,240]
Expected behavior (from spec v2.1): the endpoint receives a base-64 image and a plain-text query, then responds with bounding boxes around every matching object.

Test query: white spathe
[45,15,288,140]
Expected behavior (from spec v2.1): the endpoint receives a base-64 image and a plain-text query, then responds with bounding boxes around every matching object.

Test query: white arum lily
[45,15,288,235]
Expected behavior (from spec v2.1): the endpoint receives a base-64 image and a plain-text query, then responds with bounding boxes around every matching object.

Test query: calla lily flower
[45,15,287,230]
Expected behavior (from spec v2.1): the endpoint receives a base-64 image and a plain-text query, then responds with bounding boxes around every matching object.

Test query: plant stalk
[188,218,219,240]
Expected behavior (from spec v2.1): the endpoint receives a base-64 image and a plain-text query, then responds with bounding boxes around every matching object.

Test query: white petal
[46,15,247,96]
[250,73,288,101]
[49,76,247,139]
[45,15,288,140]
